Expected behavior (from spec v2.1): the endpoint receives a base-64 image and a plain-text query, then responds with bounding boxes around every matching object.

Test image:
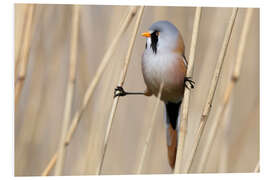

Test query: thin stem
[184,8,238,173]
[54,5,80,176]
[15,5,29,77]
[64,6,138,145]
[15,4,35,106]
[174,7,201,174]
[97,6,145,175]
[254,161,260,172]
[41,152,58,176]
[41,6,138,176]
[197,8,254,172]
[136,82,164,174]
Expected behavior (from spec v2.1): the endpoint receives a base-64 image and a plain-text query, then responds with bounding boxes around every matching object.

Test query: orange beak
[141,32,151,37]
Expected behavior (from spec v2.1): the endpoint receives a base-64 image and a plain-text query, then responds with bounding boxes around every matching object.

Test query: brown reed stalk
[136,82,164,174]
[54,5,80,176]
[174,7,202,174]
[197,8,254,172]
[97,6,145,175]
[184,8,238,173]
[41,6,138,176]
[254,161,260,172]
[15,4,35,106]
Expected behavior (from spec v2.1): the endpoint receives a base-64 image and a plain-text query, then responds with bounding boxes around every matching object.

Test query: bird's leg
[184,77,195,89]
[114,86,145,98]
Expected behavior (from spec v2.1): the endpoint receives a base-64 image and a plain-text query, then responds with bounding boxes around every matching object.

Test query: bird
[114,20,194,170]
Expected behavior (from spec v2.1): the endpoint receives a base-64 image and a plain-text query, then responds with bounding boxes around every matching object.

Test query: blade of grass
[54,5,80,176]
[197,8,254,172]
[41,6,138,176]
[97,6,145,175]
[184,8,238,173]
[174,7,202,174]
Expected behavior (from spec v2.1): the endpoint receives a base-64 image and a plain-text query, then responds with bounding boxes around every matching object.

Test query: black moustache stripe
[150,31,158,54]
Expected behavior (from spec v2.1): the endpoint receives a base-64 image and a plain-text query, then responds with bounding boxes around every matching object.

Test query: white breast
[142,49,185,103]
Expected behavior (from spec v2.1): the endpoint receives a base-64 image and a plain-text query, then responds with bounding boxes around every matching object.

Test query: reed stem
[97,6,145,175]
[41,6,138,176]
[174,7,201,174]
[184,8,238,173]
[197,8,254,172]
[54,5,80,176]
[15,4,35,106]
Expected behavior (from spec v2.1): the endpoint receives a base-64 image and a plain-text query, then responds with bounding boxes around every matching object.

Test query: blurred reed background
[15,4,259,176]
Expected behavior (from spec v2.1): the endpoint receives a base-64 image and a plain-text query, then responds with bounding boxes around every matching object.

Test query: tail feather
[165,101,182,169]
[167,125,178,169]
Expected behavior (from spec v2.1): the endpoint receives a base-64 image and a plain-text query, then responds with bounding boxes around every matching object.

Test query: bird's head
[141,20,184,55]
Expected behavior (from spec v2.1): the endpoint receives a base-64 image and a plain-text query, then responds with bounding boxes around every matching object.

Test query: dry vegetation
[15,4,259,176]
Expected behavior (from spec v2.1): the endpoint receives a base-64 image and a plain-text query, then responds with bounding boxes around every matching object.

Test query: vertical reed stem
[41,7,138,176]
[174,7,201,174]
[197,8,253,172]
[97,6,145,175]
[15,4,35,106]
[184,8,238,173]
[54,5,80,176]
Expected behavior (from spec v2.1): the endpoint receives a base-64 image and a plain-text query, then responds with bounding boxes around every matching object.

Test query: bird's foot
[184,77,195,89]
[114,86,127,98]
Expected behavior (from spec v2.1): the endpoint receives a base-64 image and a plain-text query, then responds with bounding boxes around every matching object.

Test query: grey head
[146,20,180,54]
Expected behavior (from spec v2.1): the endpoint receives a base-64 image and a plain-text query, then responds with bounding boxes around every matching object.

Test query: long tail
[165,101,182,169]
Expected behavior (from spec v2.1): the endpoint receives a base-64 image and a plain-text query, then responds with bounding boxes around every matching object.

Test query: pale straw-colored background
[15,4,259,176]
